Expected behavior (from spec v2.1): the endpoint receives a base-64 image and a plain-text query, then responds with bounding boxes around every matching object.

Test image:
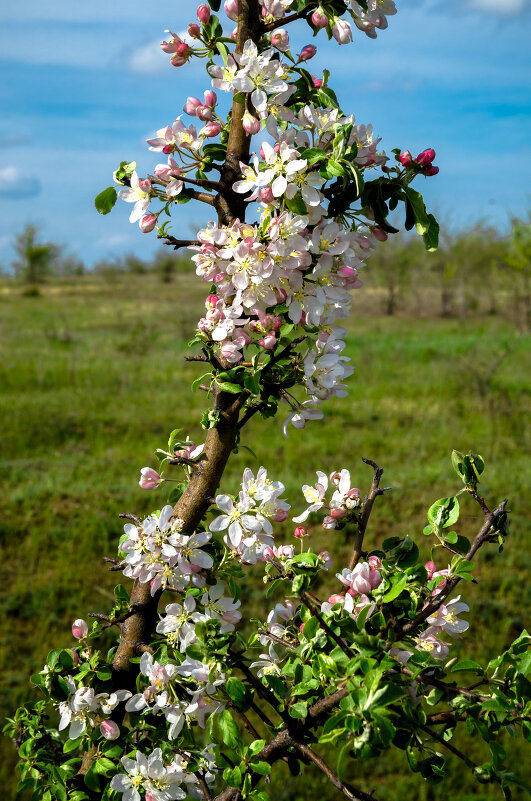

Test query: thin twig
[301,593,356,660]
[419,723,477,770]
[348,459,388,571]
[293,741,379,801]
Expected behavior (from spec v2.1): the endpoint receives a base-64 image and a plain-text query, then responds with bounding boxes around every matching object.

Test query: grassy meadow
[0,271,529,799]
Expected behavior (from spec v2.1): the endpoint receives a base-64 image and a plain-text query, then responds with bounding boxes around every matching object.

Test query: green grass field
[0,274,529,799]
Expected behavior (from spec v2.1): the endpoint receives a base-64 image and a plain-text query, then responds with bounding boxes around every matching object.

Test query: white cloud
[0,166,41,199]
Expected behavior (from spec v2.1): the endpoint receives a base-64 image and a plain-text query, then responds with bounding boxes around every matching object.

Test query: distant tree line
[3,220,530,329]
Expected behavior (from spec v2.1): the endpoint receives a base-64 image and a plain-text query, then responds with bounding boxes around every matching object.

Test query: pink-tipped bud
[328,593,344,604]
[312,75,323,89]
[271,28,290,51]
[184,96,203,115]
[188,23,201,38]
[399,150,412,166]
[176,42,191,58]
[100,720,120,741]
[70,649,80,666]
[322,515,337,529]
[202,121,222,137]
[294,526,307,539]
[299,44,317,62]
[368,555,382,569]
[259,332,276,350]
[372,226,388,242]
[197,105,213,121]
[139,466,162,490]
[272,316,282,331]
[72,619,88,640]
[263,546,276,562]
[259,186,274,204]
[272,509,288,523]
[415,148,436,166]
[330,507,346,520]
[425,560,437,579]
[203,89,217,108]
[332,18,352,44]
[206,294,218,308]
[230,26,238,40]
[426,165,439,176]
[224,0,238,21]
[170,54,188,67]
[139,214,157,234]
[242,111,261,135]
[311,9,328,28]
[197,4,211,24]
[197,318,210,333]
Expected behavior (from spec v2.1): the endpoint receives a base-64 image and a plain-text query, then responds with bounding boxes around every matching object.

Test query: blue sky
[0,0,530,268]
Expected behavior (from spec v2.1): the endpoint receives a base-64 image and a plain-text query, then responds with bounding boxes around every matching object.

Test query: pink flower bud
[197,318,210,332]
[330,507,346,520]
[197,4,211,24]
[263,546,276,562]
[322,515,337,529]
[139,467,162,490]
[332,18,352,45]
[230,26,238,40]
[197,105,213,121]
[176,42,191,58]
[277,544,294,558]
[426,165,439,176]
[338,266,356,279]
[368,555,382,569]
[399,150,412,166]
[260,186,275,203]
[206,294,218,308]
[100,720,120,740]
[170,54,188,67]
[203,90,217,108]
[328,594,344,604]
[272,509,288,523]
[312,75,323,89]
[425,560,437,579]
[70,649,80,666]
[184,96,202,115]
[272,316,282,331]
[311,9,328,28]
[224,0,238,21]
[188,23,201,38]
[138,208,161,232]
[139,214,157,234]
[294,526,307,539]
[202,121,222,138]
[242,111,261,135]
[271,29,290,51]
[372,226,388,242]
[72,619,88,640]
[259,332,276,350]
[299,44,317,62]
[415,148,436,166]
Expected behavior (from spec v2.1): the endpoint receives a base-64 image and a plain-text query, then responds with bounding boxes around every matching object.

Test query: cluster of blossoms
[293,468,361,528]
[58,678,131,740]
[110,746,216,801]
[120,505,213,595]
[209,465,290,562]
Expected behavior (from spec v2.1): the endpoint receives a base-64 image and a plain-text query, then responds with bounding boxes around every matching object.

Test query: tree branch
[294,741,379,801]
[348,458,388,570]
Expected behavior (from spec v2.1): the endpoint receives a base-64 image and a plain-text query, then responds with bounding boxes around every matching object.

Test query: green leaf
[299,147,326,165]
[223,766,242,788]
[250,760,271,775]
[382,573,407,602]
[450,660,484,674]
[217,709,240,748]
[217,381,242,394]
[302,616,319,640]
[94,757,115,776]
[63,738,83,754]
[94,186,117,215]
[284,194,307,215]
[427,496,460,530]
[248,739,266,757]
[226,676,249,710]
[84,763,101,792]
[288,700,308,719]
